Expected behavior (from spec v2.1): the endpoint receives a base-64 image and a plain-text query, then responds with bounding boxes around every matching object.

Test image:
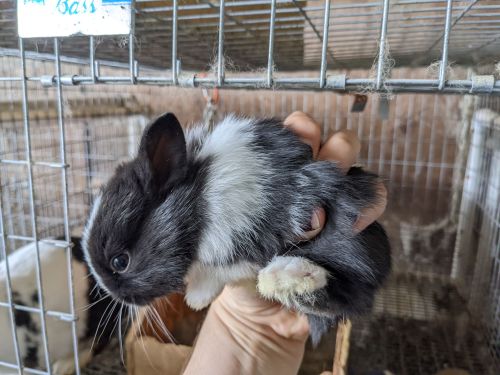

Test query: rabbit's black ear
[139,113,187,191]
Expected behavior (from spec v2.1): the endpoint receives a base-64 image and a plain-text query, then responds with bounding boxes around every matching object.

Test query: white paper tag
[18,0,133,38]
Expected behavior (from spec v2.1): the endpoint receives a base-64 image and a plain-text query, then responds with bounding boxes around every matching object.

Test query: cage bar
[217,0,225,87]
[319,0,331,89]
[438,0,453,91]
[18,37,53,374]
[376,0,390,91]
[0,188,23,373]
[266,0,277,87]
[89,36,97,83]
[53,38,81,375]
[172,0,179,85]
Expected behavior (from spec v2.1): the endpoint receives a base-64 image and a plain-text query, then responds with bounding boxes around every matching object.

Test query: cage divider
[54,37,81,375]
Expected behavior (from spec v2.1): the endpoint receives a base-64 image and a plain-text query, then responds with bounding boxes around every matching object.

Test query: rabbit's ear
[139,113,187,191]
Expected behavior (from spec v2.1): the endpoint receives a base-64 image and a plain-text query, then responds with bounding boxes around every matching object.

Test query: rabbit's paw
[257,256,328,306]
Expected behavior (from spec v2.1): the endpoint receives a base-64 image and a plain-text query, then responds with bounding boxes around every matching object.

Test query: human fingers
[284,111,322,159]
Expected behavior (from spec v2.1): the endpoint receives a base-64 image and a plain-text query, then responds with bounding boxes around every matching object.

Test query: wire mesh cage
[2,0,500,92]
[1,1,500,375]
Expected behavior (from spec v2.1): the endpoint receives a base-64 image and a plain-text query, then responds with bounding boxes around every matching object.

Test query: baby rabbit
[83,113,391,344]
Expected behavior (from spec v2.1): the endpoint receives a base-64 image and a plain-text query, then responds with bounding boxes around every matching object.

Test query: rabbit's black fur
[83,113,391,344]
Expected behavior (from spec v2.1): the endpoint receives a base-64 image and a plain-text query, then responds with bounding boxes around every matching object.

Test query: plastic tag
[18,0,133,38]
[351,94,368,113]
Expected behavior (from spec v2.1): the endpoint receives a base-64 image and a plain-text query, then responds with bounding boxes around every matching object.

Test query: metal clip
[325,74,346,91]
[58,313,79,323]
[60,75,79,86]
[133,60,140,79]
[178,73,196,88]
[40,75,55,88]
[470,75,494,94]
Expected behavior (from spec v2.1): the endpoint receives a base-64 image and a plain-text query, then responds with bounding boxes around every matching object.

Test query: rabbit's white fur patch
[184,260,259,310]
[257,256,328,307]
[196,116,271,265]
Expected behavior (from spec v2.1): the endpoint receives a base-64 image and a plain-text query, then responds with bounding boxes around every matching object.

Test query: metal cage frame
[0,39,82,375]
[0,0,499,94]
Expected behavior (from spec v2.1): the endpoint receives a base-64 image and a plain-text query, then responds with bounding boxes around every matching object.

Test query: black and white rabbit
[83,113,391,344]
[0,238,117,374]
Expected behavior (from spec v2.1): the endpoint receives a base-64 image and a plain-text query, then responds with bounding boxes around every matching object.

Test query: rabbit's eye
[111,253,130,273]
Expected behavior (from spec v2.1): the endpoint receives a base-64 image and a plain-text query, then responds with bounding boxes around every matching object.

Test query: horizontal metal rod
[0,235,71,248]
[0,159,69,168]
[0,301,77,322]
[0,77,22,81]
[19,73,499,94]
[0,360,48,375]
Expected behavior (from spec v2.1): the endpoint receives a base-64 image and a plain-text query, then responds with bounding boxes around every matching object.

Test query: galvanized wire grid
[0,49,148,374]
[0,0,500,93]
[350,273,497,375]
[0,39,75,375]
